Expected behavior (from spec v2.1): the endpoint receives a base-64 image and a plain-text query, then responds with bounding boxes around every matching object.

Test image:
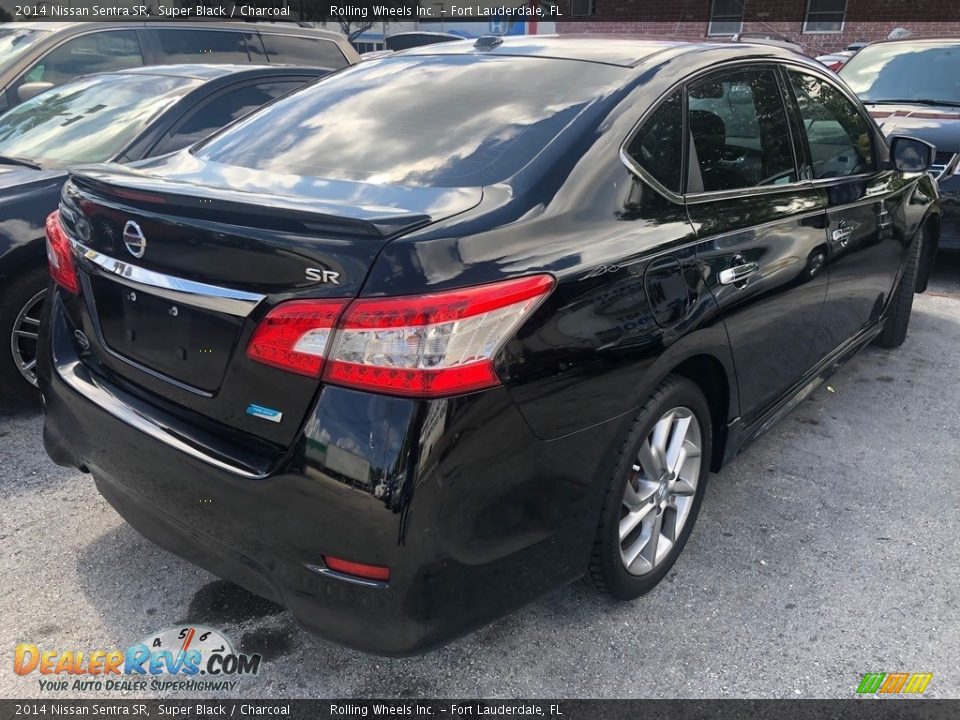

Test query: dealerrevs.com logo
[856,672,933,695]
[14,625,262,693]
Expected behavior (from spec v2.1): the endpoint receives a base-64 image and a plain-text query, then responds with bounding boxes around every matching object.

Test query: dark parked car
[38,38,939,655]
[0,21,357,110]
[0,64,328,402]
[840,37,960,265]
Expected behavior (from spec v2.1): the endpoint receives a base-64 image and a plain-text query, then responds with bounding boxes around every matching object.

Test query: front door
[785,69,910,360]
[687,65,830,424]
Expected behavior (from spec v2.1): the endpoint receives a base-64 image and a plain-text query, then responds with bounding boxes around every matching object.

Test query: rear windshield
[195,55,625,187]
[840,41,960,105]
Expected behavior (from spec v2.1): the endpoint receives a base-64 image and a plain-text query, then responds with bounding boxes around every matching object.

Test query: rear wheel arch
[669,354,731,472]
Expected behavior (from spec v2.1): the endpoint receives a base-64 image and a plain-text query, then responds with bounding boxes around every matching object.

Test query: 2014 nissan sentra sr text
[37,37,941,655]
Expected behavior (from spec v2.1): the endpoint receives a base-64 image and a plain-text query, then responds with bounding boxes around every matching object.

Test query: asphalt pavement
[1,255,958,699]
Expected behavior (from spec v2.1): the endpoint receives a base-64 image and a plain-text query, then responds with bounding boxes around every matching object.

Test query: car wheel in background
[587,375,712,599]
[1,266,47,406]
[875,230,921,349]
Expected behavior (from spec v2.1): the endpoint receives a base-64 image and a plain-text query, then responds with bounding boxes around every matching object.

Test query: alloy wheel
[619,406,703,576]
[10,288,45,387]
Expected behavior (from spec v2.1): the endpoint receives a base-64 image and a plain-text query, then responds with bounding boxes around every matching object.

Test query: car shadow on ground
[58,283,960,696]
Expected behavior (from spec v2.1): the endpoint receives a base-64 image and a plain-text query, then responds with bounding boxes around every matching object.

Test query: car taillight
[246,299,349,377]
[246,275,555,398]
[323,274,554,398]
[45,210,79,295]
[826,61,843,71]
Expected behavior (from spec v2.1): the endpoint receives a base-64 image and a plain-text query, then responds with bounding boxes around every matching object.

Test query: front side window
[20,30,143,89]
[687,68,796,193]
[789,71,875,179]
[155,30,251,64]
[626,91,683,193]
[708,0,745,36]
[0,73,199,167]
[804,0,846,33]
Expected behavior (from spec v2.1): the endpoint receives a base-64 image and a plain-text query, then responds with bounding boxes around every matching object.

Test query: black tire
[874,230,921,349]
[0,265,47,407]
[586,375,712,600]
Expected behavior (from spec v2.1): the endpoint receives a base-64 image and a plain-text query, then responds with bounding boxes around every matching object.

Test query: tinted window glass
[156,30,250,64]
[0,73,198,167]
[626,91,683,193]
[789,71,875,179]
[688,68,796,192]
[155,80,305,155]
[21,30,143,88]
[195,55,625,187]
[259,34,348,69]
[839,41,960,104]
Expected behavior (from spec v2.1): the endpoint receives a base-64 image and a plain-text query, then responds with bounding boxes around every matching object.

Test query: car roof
[106,63,321,81]
[399,34,810,68]
[0,21,345,42]
[865,36,960,46]
[400,35,691,67]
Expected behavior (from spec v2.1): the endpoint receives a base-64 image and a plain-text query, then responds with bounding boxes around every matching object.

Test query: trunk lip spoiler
[72,239,266,318]
[67,164,483,239]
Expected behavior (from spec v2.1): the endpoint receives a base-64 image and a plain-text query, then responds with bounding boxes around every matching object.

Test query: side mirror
[890,135,935,173]
[17,82,54,103]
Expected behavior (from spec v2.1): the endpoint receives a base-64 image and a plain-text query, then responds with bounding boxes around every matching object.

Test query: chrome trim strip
[54,356,266,480]
[71,241,265,318]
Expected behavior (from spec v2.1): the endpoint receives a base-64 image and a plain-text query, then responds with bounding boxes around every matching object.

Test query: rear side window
[687,67,797,192]
[155,30,251,64]
[259,34,348,69]
[21,30,143,88]
[788,71,876,179]
[195,55,625,187]
[625,90,683,193]
[152,80,306,156]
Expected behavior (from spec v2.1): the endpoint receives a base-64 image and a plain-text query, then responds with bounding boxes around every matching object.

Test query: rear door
[784,69,909,360]
[688,64,830,424]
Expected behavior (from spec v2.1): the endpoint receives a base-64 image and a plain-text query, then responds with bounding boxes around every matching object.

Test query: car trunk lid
[61,158,481,448]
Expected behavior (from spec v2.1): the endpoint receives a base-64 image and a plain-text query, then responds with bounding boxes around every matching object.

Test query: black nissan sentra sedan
[0,64,328,403]
[37,37,940,654]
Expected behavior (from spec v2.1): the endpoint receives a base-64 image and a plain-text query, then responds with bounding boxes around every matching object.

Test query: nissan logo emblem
[122,220,146,259]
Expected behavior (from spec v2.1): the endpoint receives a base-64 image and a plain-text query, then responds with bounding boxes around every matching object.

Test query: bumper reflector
[323,555,390,582]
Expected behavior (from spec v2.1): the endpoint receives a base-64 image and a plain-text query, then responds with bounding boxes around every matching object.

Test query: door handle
[718,262,759,286]
[832,226,853,246]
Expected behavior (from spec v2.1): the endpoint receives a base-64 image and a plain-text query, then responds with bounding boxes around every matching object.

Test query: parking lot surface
[1,257,959,699]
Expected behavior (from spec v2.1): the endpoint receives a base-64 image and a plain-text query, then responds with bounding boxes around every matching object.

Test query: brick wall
[558,0,960,54]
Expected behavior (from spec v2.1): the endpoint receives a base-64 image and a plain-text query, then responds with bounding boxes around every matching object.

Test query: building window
[804,0,846,33]
[708,0,745,36]
[569,0,596,17]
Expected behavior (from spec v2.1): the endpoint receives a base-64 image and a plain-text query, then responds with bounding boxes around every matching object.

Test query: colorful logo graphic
[14,625,261,693]
[856,672,933,695]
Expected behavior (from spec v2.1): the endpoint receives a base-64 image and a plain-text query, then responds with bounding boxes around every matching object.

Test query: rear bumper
[39,292,616,655]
